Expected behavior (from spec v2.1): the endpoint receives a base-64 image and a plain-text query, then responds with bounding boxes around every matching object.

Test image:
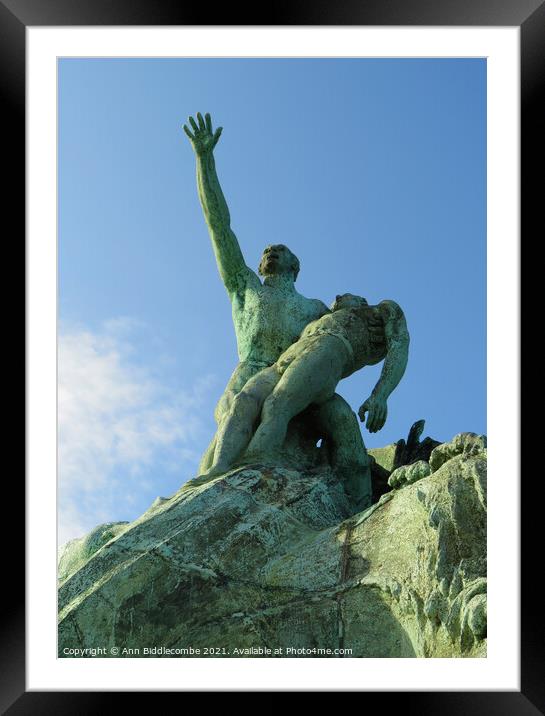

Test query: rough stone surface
[429,432,487,472]
[58,433,486,658]
[58,521,129,584]
[388,460,432,489]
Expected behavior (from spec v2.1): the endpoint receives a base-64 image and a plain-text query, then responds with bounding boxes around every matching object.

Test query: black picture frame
[11,0,535,710]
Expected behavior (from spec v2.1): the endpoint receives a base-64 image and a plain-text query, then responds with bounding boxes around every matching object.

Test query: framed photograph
[12,0,535,708]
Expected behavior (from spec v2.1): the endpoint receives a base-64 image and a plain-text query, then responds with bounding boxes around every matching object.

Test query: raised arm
[358,300,410,433]
[183,113,256,294]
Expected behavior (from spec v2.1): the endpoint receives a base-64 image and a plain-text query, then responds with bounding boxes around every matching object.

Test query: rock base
[58,433,487,658]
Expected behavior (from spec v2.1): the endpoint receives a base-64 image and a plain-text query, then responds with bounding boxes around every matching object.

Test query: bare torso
[212,273,328,423]
[300,305,387,376]
[231,279,328,365]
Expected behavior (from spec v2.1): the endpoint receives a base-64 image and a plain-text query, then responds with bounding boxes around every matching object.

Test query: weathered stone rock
[388,460,431,489]
[58,434,486,658]
[429,432,487,473]
[58,521,129,583]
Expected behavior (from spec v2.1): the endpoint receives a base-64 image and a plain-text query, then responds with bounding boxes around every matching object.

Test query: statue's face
[331,293,368,311]
[258,244,300,280]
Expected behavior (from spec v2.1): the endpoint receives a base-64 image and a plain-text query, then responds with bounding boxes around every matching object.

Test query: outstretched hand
[358,394,388,433]
[183,112,223,156]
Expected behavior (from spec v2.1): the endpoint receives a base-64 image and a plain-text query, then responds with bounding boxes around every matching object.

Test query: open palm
[183,112,223,156]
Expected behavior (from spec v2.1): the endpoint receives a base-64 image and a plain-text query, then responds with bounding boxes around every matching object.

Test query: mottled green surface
[205,294,408,496]
[183,115,408,506]
[58,433,486,658]
[388,460,432,489]
[58,521,129,584]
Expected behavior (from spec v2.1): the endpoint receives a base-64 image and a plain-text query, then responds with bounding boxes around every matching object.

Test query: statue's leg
[198,434,217,474]
[206,367,280,476]
[197,390,233,474]
[197,361,262,474]
[246,340,343,460]
[316,394,372,511]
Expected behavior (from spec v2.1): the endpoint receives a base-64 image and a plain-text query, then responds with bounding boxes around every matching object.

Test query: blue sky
[58,58,486,544]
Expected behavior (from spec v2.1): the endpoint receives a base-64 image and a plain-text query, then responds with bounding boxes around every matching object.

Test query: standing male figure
[183,113,375,507]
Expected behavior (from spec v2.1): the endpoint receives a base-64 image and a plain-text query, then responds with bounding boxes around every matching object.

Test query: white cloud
[58,319,216,546]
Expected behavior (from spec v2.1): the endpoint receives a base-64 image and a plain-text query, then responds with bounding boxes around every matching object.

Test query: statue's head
[330,293,368,311]
[258,244,300,282]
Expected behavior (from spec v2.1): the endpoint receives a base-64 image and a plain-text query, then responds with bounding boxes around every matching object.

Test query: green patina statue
[183,112,409,509]
[204,293,409,478]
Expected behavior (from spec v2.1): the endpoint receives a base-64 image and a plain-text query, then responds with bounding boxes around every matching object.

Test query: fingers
[212,127,223,147]
[367,403,387,433]
[185,113,220,151]
[189,115,199,133]
[367,406,377,432]
[375,406,387,431]
[360,396,387,432]
[186,113,217,142]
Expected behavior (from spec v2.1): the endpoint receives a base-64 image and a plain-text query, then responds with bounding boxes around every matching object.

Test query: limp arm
[358,301,409,433]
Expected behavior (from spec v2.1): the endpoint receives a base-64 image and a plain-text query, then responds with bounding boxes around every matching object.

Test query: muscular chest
[233,286,316,354]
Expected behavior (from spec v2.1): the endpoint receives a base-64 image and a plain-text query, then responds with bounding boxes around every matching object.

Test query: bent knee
[231,390,260,417]
[338,408,359,430]
[214,392,235,423]
[322,397,358,425]
[262,391,290,419]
